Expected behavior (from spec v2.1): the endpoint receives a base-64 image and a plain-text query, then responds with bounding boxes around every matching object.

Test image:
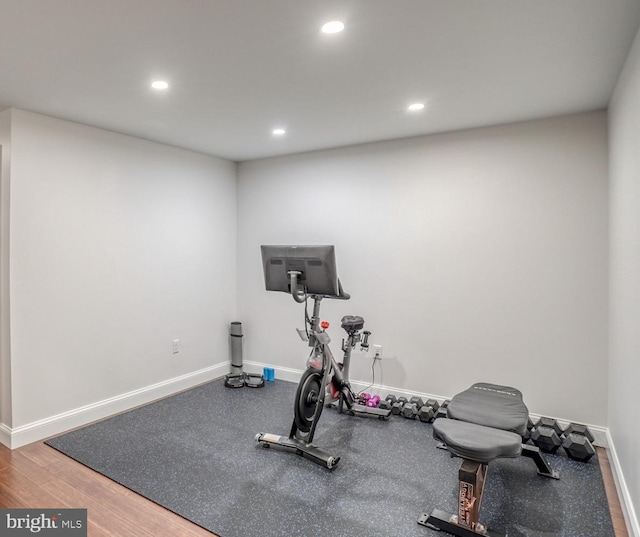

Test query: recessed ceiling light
[272,128,286,135]
[321,21,345,34]
[407,102,425,112]
[151,80,169,90]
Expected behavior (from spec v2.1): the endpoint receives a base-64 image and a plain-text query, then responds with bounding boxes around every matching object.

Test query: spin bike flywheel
[294,368,325,434]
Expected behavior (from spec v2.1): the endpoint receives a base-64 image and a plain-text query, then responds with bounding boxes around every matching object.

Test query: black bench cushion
[446,382,529,437]
[433,418,523,464]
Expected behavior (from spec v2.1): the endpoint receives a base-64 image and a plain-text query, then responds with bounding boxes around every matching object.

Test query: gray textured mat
[46,379,615,537]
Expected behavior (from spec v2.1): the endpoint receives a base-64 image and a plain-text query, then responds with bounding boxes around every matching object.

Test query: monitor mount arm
[287,270,350,303]
[287,270,307,303]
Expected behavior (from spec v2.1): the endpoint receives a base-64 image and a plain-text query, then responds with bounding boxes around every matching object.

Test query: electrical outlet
[373,344,382,360]
[172,339,180,354]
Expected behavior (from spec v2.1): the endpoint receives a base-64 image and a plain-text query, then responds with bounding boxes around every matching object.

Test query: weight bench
[418,382,559,537]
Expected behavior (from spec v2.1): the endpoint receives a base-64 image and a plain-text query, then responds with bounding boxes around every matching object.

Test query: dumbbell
[367,395,381,408]
[401,396,427,419]
[434,399,450,420]
[530,417,563,454]
[401,402,419,419]
[535,417,563,436]
[415,399,440,423]
[425,399,440,413]
[379,394,396,411]
[562,423,595,462]
[357,393,381,408]
[531,427,562,454]
[563,423,594,442]
[391,396,406,415]
[417,405,435,422]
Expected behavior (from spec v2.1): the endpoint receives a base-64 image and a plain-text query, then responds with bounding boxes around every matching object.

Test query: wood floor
[0,442,630,536]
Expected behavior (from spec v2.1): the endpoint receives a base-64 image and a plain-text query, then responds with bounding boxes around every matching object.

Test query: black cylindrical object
[230,321,243,375]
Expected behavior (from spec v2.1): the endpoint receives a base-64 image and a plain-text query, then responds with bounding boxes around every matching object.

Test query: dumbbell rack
[383,394,444,423]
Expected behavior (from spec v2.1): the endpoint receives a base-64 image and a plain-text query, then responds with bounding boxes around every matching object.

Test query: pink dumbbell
[367,395,381,407]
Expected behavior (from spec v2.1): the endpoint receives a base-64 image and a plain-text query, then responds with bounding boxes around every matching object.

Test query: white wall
[237,112,609,426]
[6,109,237,430]
[609,23,640,536]
[0,109,12,433]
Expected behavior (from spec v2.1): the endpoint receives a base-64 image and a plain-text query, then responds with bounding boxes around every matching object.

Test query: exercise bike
[255,245,390,469]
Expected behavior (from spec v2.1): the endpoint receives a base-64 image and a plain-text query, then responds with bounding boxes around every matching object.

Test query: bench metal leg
[521,444,560,479]
[458,459,487,530]
[418,508,505,537]
[418,458,506,536]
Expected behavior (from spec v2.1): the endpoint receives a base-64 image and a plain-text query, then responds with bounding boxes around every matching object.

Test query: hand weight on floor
[401,402,419,419]
[367,395,381,408]
[530,417,563,454]
[562,423,595,462]
[530,417,595,462]
[434,400,450,420]
[357,393,382,408]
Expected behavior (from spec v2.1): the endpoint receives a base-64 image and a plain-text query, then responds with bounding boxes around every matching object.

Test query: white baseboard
[244,360,304,383]
[0,423,11,448]
[245,361,452,401]
[1,362,229,449]
[606,429,640,537]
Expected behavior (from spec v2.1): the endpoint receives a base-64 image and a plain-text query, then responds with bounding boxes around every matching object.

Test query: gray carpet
[46,379,615,537]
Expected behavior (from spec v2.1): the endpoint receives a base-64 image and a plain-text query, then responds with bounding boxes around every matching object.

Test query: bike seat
[341,315,364,333]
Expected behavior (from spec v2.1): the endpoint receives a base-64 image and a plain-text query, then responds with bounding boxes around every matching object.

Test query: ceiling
[1,1,639,162]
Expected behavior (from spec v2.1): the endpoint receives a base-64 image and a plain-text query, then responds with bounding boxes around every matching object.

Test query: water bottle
[306,347,323,369]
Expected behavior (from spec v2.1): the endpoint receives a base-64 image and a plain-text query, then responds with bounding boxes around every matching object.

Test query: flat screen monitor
[261,245,340,298]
